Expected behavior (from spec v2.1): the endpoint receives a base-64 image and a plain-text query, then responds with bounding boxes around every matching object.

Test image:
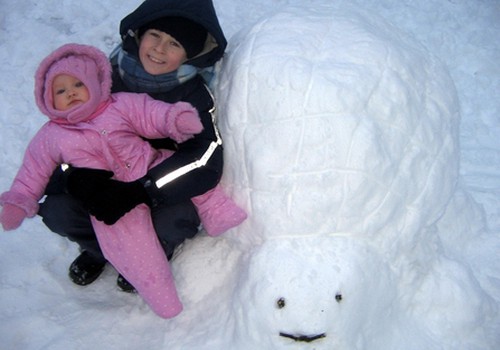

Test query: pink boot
[191,185,247,236]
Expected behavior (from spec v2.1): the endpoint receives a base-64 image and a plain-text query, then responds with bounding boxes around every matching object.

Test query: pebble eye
[335,293,343,303]
[276,297,286,309]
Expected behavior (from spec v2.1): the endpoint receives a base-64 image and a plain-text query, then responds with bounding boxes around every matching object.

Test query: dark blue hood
[120,0,227,68]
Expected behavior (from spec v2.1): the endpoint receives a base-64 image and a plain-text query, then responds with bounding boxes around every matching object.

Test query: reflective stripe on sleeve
[155,98,222,189]
[155,137,221,188]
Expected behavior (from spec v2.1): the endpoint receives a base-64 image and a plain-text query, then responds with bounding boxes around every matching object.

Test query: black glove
[86,179,151,225]
[65,167,115,207]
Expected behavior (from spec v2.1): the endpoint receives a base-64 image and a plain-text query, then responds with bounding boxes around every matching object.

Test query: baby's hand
[0,203,27,231]
[168,102,204,143]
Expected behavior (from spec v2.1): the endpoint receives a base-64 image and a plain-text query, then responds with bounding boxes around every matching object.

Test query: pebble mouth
[279,332,326,342]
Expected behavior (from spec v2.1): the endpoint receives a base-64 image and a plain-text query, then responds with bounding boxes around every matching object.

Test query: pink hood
[34,43,112,124]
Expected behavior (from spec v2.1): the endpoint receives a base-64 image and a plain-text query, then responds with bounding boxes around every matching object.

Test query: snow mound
[218,4,460,251]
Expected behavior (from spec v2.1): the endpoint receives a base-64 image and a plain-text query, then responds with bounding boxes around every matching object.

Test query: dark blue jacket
[112,0,227,206]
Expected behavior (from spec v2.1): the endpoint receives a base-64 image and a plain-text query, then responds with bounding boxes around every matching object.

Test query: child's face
[52,74,90,111]
[139,29,188,75]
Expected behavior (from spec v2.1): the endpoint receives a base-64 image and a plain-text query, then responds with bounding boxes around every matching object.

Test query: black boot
[117,274,136,293]
[69,251,106,286]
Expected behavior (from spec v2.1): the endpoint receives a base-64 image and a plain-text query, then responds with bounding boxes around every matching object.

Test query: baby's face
[139,29,187,75]
[52,74,89,111]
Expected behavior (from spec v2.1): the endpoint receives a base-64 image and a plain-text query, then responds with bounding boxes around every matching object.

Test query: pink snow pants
[92,204,182,318]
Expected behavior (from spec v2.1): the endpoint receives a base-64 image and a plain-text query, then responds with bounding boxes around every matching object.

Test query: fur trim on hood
[34,43,112,124]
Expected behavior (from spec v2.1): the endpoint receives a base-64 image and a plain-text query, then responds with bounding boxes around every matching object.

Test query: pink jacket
[1,43,198,216]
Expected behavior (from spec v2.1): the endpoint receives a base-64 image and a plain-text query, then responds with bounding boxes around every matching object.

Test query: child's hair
[138,17,207,58]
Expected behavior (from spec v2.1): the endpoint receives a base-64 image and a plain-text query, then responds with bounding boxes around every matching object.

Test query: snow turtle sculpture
[214,4,494,349]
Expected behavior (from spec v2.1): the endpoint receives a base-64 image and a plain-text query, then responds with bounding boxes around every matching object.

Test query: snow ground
[0,0,499,349]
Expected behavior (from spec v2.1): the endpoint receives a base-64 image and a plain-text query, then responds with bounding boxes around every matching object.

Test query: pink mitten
[168,102,203,143]
[0,203,28,231]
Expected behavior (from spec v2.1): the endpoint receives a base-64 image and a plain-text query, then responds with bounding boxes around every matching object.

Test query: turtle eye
[335,293,343,303]
[276,297,286,309]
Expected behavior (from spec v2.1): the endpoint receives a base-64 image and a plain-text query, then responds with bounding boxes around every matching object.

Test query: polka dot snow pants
[92,204,182,318]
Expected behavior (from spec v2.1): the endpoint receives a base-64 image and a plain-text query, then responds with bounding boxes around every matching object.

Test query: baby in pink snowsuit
[0,43,246,318]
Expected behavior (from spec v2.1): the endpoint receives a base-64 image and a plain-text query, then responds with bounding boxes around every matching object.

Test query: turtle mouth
[279,332,326,342]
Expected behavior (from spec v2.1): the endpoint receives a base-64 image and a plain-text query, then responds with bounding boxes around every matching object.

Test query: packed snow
[0,1,499,349]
